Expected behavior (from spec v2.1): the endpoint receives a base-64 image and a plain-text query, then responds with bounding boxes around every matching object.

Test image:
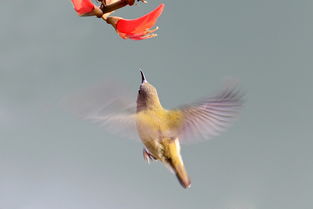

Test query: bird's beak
[140,70,147,83]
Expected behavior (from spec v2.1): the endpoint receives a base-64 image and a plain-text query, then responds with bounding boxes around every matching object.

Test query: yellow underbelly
[136,109,181,161]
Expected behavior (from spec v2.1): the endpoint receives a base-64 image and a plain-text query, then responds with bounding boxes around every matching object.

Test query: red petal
[71,0,95,15]
[116,3,165,39]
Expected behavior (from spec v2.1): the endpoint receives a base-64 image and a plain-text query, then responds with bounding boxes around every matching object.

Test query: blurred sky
[0,0,312,209]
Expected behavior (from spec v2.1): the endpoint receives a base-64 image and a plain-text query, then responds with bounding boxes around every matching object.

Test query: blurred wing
[64,81,139,141]
[86,112,138,141]
[173,85,243,144]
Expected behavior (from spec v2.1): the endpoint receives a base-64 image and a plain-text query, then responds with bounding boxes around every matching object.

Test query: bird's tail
[168,156,191,189]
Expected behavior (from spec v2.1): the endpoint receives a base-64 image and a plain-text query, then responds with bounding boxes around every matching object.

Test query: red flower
[71,0,95,16]
[109,3,165,40]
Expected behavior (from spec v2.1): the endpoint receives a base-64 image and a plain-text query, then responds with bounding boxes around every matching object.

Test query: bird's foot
[143,148,156,164]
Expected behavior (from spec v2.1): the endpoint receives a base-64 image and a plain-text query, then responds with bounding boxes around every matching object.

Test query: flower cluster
[71,0,165,40]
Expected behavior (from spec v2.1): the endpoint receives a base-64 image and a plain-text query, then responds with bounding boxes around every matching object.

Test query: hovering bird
[69,71,243,188]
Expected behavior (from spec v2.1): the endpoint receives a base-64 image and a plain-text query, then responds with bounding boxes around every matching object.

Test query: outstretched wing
[171,85,243,144]
[64,81,139,141]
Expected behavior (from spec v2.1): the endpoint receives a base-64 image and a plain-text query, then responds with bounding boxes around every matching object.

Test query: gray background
[1,0,312,209]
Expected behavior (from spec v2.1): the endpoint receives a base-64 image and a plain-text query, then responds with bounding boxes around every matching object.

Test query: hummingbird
[135,71,242,188]
[69,71,243,188]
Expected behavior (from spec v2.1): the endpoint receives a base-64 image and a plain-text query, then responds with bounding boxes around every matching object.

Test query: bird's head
[136,71,162,112]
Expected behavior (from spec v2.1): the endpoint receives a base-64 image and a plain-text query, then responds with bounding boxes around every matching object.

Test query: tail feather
[168,158,191,189]
[163,138,191,188]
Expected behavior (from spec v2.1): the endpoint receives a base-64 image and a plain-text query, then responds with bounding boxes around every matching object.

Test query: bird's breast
[136,110,173,160]
[136,110,166,138]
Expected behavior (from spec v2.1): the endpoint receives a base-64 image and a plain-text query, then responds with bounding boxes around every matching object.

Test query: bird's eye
[138,89,141,94]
